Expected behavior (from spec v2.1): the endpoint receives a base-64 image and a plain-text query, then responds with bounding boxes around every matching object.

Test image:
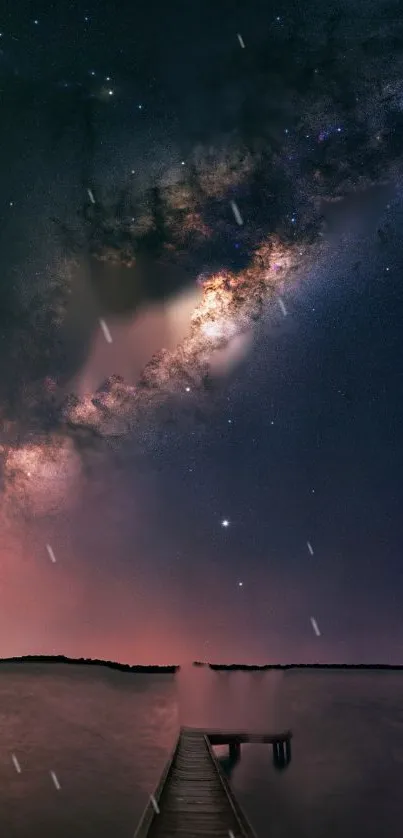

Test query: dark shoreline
[0,655,179,673]
[1,657,403,673]
[195,662,403,671]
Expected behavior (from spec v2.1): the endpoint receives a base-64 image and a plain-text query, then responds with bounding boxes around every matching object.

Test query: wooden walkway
[134,727,292,838]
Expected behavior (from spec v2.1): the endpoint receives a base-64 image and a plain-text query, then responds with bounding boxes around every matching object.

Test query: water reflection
[217,749,240,781]
[3,664,403,837]
[0,663,179,838]
[177,662,286,731]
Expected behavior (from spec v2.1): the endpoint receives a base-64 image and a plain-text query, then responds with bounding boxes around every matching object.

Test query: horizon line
[1,655,403,670]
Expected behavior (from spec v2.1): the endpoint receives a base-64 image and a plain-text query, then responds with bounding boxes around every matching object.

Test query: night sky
[1,0,402,664]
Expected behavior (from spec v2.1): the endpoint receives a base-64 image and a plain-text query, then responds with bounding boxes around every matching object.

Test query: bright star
[221,519,230,528]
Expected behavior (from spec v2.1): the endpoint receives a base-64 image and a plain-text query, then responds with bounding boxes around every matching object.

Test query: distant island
[205,663,403,671]
[0,655,179,673]
[1,657,401,673]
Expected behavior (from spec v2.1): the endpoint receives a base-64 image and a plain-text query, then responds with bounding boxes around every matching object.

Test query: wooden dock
[134,727,292,838]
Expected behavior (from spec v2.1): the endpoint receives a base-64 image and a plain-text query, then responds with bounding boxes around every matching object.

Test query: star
[221,519,230,528]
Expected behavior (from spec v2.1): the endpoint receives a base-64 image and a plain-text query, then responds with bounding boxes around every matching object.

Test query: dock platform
[134,726,292,838]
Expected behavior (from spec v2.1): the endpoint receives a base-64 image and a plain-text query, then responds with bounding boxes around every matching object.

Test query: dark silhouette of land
[205,662,403,671]
[2,657,402,674]
[0,655,179,673]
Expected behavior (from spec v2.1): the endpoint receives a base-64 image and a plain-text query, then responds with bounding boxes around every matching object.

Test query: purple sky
[0,0,402,664]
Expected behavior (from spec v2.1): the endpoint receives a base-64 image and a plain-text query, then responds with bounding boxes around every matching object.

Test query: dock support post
[229,742,241,762]
[273,741,286,768]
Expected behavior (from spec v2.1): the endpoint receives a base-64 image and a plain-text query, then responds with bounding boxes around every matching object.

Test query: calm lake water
[1,663,403,837]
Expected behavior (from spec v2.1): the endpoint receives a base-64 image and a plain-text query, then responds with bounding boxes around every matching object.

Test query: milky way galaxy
[1,0,403,663]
